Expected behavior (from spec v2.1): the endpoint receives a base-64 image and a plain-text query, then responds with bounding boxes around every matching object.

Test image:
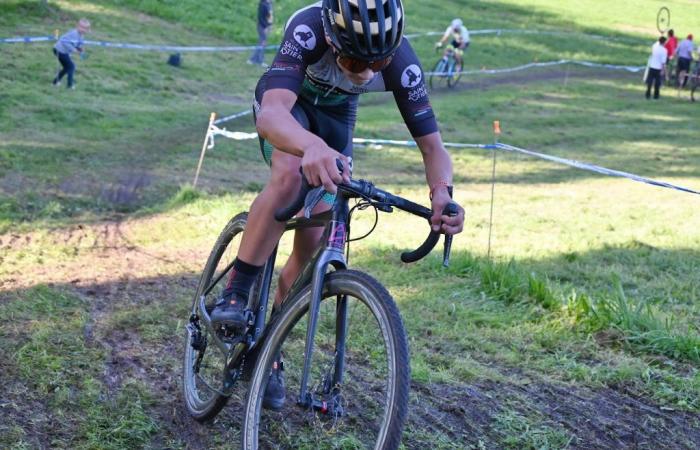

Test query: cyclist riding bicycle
[210,0,465,410]
[435,18,470,69]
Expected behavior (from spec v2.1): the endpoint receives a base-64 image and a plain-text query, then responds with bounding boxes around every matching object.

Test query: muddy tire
[242,270,410,450]
[182,212,248,422]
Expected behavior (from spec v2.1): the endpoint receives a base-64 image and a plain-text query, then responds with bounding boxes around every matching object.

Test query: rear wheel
[447,59,463,88]
[182,212,249,422]
[242,270,410,450]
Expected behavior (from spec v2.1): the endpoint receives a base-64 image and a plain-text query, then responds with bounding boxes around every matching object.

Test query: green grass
[2,0,700,448]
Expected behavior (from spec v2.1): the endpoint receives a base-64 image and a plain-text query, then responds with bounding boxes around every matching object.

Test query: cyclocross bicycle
[430,46,464,89]
[183,165,456,449]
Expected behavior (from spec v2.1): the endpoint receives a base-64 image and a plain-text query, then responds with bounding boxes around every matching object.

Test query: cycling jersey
[255,2,437,139]
[444,25,470,46]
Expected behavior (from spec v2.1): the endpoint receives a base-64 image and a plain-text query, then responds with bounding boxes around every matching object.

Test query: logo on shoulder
[293,25,316,50]
[401,64,423,88]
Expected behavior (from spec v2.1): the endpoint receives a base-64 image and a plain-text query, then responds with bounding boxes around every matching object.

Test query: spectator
[248,0,273,66]
[646,36,668,99]
[676,34,694,88]
[663,29,678,83]
[52,18,90,89]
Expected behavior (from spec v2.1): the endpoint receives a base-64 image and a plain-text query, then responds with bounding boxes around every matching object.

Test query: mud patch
[407,379,700,449]
[99,172,153,208]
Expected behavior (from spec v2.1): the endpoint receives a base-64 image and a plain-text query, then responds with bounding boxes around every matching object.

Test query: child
[52,18,91,89]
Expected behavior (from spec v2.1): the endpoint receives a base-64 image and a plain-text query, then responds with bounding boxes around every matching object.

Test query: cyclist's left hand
[430,189,465,235]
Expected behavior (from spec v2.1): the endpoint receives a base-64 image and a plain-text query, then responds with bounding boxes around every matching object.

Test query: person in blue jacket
[52,19,91,89]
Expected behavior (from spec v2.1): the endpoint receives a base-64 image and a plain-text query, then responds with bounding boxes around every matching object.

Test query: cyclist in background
[435,18,470,69]
[210,0,465,410]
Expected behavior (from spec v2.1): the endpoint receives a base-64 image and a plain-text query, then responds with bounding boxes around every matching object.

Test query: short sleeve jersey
[260,3,438,138]
[445,25,470,44]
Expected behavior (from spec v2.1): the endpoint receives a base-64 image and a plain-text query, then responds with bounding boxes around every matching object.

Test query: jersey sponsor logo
[401,64,422,88]
[280,40,304,61]
[271,61,302,73]
[293,25,316,50]
[408,84,428,102]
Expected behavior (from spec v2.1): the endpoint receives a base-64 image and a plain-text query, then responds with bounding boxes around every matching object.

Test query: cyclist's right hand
[434,41,443,49]
[300,141,350,194]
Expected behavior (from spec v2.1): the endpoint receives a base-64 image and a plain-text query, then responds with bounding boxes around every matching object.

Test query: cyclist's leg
[273,98,358,307]
[236,104,312,267]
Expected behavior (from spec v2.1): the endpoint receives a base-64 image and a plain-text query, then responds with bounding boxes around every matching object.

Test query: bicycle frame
[194,191,352,406]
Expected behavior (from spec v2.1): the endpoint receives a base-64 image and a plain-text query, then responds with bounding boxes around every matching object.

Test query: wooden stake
[193,112,217,188]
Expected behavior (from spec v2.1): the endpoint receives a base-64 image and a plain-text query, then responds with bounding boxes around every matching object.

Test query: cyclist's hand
[430,189,464,235]
[300,141,350,194]
[435,41,443,49]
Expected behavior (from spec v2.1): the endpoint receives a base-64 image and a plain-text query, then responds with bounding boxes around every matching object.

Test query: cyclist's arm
[256,89,320,158]
[256,89,350,191]
[437,27,452,44]
[415,132,464,235]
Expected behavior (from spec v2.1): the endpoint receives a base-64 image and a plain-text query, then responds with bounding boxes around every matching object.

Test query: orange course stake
[493,120,501,136]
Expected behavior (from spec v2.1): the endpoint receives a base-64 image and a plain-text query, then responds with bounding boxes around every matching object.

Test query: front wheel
[430,57,449,89]
[242,270,410,450]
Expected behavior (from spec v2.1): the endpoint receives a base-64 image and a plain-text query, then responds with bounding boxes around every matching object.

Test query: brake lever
[442,203,458,267]
[303,187,327,218]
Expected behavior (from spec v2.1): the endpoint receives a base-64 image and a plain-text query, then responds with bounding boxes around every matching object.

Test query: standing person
[646,36,668,99]
[211,0,465,409]
[676,34,694,88]
[664,29,678,83]
[52,18,90,89]
[435,18,470,69]
[248,0,273,66]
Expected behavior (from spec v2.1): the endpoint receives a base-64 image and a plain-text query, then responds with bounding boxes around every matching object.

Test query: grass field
[1,0,699,448]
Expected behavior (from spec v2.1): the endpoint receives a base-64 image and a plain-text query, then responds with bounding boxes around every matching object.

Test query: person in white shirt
[646,36,668,99]
[435,18,470,69]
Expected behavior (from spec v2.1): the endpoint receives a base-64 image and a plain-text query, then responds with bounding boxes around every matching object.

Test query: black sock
[222,258,263,301]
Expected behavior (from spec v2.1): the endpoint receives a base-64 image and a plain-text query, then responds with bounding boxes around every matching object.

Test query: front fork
[296,221,348,414]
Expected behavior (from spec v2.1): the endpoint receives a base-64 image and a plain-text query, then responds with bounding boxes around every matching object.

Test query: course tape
[404,28,643,45]
[425,59,644,76]
[0,35,276,52]
[213,109,253,125]
[211,130,697,196]
[3,27,644,48]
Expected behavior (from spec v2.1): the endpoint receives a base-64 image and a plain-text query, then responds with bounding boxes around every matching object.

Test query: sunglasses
[332,48,394,73]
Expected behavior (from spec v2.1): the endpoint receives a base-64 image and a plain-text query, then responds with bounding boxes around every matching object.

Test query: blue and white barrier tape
[3,27,645,48]
[213,109,253,125]
[0,35,276,52]
[0,35,55,43]
[426,59,644,76]
[207,127,698,195]
[494,143,700,195]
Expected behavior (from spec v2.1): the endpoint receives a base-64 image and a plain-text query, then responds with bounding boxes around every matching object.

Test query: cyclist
[210,0,465,410]
[435,18,470,70]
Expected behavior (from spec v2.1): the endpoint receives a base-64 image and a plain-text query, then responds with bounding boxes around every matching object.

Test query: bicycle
[690,60,700,102]
[183,164,457,449]
[429,46,464,89]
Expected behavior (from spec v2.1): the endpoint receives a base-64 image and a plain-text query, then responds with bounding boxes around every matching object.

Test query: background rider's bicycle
[690,60,700,102]
[183,166,456,449]
[430,46,464,89]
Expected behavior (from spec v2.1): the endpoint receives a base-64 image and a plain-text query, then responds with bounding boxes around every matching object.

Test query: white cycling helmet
[451,18,463,29]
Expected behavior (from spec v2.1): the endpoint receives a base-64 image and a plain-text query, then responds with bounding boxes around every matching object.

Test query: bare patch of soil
[408,379,700,449]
